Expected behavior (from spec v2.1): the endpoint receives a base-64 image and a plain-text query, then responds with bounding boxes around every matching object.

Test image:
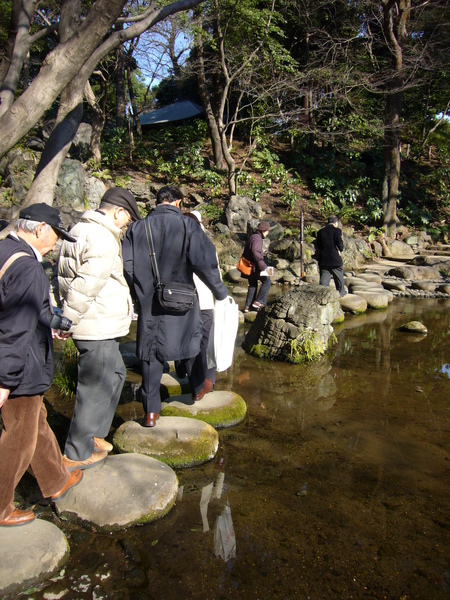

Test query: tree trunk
[115,23,126,128]
[24,0,84,208]
[194,24,225,169]
[0,0,37,117]
[381,0,410,235]
[0,0,205,159]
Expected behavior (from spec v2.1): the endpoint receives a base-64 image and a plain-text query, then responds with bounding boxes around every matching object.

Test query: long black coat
[0,235,54,396]
[316,223,344,268]
[123,204,228,362]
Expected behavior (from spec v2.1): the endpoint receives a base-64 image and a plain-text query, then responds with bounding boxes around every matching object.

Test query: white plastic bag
[209,296,239,372]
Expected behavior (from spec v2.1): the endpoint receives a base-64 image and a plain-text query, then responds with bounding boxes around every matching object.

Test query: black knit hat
[19,203,76,242]
[257,221,270,232]
[101,188,141,221]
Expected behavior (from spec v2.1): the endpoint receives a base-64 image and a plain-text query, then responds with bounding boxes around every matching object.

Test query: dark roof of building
[139,101,203,126]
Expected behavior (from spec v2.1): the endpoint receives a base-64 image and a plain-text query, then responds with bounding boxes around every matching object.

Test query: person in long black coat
[122,186,228,427]
[316,215,346,296]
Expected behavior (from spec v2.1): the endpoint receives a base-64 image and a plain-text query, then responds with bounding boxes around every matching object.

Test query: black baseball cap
[101,188,141,221]
[19,203,76,242]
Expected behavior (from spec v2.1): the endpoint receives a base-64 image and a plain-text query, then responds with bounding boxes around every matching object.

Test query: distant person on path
[316,215,346,297]
[243,221,272,313]
[58,188,141,471]
[0,204,83,527]
[122,186,228,427]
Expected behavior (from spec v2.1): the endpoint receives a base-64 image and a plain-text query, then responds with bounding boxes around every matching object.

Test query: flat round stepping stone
[0,519,69,597]
[113,417,219,469]
[382,280,406,292]
[160,371,190,398]
[244,311,258,322]
[353,290,389,309]
[359,272,383,284]
[161,390,247,429]
[339,293,367,314]
[54,454,178,532]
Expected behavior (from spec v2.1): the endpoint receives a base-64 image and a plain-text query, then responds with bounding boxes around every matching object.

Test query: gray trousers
[319,265,346,296]
[64,339,126,461]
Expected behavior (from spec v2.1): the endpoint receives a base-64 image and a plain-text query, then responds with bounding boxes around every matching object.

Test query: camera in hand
[50,307,72,332]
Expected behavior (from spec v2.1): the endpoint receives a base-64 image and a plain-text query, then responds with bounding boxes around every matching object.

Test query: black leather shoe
[193,378,214,401]
[145,413,160,427]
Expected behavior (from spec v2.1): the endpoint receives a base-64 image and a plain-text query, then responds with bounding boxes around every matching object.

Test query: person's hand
[0,386,10,409]
[52,330,72,340]
[215,296,230,304]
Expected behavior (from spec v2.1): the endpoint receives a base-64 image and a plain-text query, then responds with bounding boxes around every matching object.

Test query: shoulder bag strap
[0,251,31,282]
[144,217,161,286]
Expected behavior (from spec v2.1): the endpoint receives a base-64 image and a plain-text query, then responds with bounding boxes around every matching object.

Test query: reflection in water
[42,299,449,599]
[214,504,236,562]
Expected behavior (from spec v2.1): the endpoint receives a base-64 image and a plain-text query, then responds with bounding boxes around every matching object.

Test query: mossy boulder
[242,285,340,363]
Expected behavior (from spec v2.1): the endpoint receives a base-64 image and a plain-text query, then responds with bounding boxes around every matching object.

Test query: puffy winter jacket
[58,210,133,340]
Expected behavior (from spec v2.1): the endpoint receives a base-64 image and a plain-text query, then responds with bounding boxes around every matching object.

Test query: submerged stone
[397,321,428,334]
[0,519,69,597]
[113,417,219,469]
[54,454,178,532]
[162,390,247,429]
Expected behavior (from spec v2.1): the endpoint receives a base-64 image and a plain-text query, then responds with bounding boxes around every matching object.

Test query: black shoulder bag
[144,217,197,315]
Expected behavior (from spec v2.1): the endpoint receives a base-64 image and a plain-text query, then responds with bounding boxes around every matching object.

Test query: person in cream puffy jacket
[58,188,140,470]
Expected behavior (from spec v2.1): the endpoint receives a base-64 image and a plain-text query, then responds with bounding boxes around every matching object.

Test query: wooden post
[300,206,305,279]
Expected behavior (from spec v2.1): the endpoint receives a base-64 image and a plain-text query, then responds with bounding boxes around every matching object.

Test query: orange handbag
[236,256,252,276]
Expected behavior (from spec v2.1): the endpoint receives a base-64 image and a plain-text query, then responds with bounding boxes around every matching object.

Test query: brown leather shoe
[145,413,160,427]
[51,468,83,501]
[94,437,113,452]
[193,378,214,401]
[0,508,35,527]
[62,450,108,472]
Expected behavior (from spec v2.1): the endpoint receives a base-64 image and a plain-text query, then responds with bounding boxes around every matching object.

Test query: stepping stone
[160,371,190,398]
[382,280,406,292]
[161,390,247,429]
[350,286,394,302]
[244,311,259,322]
[437,283,450,294]
[359,272,383,284]
[352,290,389,309]
[0,519,69,597]
[227,268,243,283]
[113,417,219,469]
[339,293,367,314]
[411,281,436,292]
[54,454,178,532]
[232,285,248,296]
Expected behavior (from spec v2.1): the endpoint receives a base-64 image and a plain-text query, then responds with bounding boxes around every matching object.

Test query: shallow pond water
[31,298,450,599]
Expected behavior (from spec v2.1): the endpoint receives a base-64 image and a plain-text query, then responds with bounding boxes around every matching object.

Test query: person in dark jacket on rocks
[243,221,272,313]
[0,204,83,527]
[316,215,346,297]
[123,186,228,427]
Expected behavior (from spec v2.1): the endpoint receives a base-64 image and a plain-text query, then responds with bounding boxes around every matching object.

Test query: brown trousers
[0,394,70,521]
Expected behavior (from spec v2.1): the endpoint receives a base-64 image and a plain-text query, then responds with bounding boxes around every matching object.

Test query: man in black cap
[0,203,83,527]
[58,188,140,470]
